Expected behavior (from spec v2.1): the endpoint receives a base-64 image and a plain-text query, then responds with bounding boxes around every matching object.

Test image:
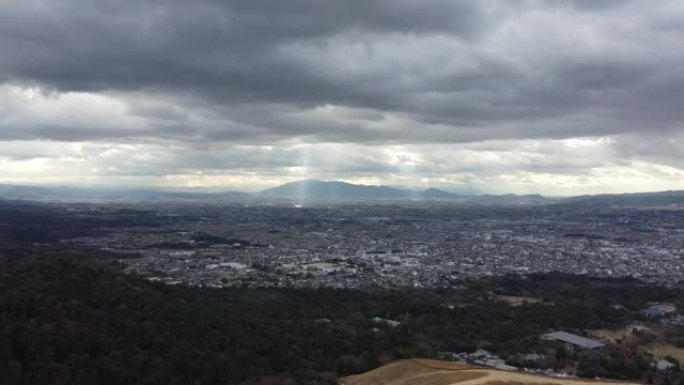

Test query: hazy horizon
[3,178,684,198]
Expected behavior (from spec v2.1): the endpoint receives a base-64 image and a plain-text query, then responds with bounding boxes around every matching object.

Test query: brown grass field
[490,294,543,307]
[643,343,684,362]
[588,326,637,342]
[588,325,660,343]
[341,359,641,385]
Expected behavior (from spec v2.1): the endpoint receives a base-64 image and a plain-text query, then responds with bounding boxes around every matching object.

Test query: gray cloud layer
[0,0,683,192]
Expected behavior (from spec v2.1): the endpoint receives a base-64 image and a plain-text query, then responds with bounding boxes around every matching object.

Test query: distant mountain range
[0,180,683,207]
[258,180,463,200]
[0,184,247,201]
[557,190,684,208]
[259,180,552,204]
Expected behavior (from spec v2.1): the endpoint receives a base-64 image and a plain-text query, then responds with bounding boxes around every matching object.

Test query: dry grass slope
[644,343,684,362]
[491,294,543,307]
[342,359,642,385]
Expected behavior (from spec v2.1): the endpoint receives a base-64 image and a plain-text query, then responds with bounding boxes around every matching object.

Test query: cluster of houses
[642,304,678,318]
[440,350,517,371]
[440,302,682,376]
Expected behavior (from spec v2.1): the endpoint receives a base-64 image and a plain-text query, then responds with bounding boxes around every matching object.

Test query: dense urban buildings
[49,199,684,289]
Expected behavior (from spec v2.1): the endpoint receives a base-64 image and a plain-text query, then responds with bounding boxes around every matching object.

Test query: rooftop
[543,331,605,350]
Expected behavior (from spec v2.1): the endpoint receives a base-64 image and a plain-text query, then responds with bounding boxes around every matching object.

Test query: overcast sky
[1,0,683,195]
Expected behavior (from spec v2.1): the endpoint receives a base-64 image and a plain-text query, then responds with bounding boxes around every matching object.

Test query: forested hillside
[1,253,683,384]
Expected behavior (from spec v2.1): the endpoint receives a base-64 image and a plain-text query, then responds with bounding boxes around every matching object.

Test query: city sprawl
[58,201,684,288]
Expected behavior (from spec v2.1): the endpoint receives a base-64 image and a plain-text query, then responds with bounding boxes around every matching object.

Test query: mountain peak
[258,180,461,200]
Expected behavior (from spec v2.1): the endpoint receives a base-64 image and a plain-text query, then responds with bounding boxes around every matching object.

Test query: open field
[490,294,543,307]
[588,328,630,342]
[644,343,684,362]
[342,359,641,385]
[588,325,658,343]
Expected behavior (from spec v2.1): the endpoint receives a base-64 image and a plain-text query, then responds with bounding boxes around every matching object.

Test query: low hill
[259,180,559,204]
[258,179,462,200]
[342,359,640,385]
[0,252,677,384]
[0,183,247,201]
[558,190,684,208]
[0,255,347,385]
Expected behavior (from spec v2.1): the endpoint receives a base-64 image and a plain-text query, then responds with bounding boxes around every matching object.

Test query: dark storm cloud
[0,0,486,94]
[0,0,683,146]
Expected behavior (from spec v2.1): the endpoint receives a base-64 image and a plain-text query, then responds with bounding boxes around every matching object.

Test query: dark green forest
[1,252,683,385]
